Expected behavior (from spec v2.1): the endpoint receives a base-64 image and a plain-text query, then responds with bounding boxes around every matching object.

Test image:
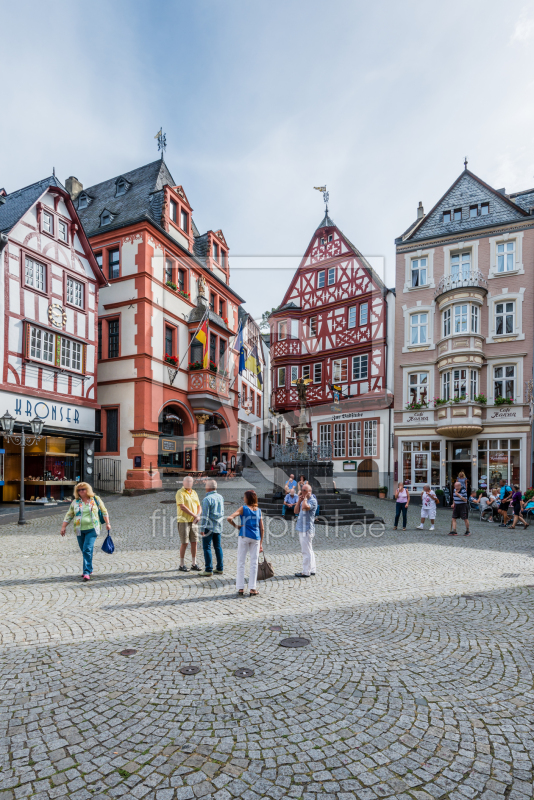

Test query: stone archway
[357,459,379,496]
[158,405,186,470]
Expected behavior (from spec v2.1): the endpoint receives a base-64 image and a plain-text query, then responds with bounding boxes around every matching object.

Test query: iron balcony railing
[274,443,332,463]
[434,270,488,298]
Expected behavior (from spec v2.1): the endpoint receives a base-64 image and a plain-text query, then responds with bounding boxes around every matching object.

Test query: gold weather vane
[155,128,167,158]
[314,185,329,213]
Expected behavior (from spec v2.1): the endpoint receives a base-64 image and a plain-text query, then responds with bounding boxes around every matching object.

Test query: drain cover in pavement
[270,625,282,631]
[234,668,254,678]
[501,573,520,578]
[279,637,310,648]
[119,649,137,656]
[179,665,201,675]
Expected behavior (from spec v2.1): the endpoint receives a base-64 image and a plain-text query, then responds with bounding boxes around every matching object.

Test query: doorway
[446,440,472,496]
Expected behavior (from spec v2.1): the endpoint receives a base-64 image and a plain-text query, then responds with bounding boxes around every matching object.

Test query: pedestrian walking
[449,480,470,536]
[199,479,225,576]
[282,487,298,517]
[510,485,529,529]
[60,482,110,581]
[393,482,410,530]
[227,490,264,596]
[498,479,513,527]
[417,485,438,530]
[175,476,201,572]
[294,484,318,578]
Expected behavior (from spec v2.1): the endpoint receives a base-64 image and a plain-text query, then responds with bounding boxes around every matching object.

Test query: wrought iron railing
[94,457,122,493]
[435,270,488,297]
[274,443,332,462]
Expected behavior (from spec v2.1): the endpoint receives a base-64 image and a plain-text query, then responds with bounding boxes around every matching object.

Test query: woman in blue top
[227,490,264,597]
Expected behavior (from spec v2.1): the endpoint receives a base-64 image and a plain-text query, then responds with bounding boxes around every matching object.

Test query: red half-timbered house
[269,211,394,491]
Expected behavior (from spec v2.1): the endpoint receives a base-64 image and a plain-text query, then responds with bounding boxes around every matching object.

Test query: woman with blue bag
[60,482,111,581]
[227,490,264,597]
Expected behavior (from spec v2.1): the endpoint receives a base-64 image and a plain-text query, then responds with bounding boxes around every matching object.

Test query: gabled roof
[399,168,530,244]
[0,175,64,234]
[316,211,335,229]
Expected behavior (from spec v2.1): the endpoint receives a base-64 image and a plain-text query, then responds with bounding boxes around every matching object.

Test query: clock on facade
[48,303,67,329]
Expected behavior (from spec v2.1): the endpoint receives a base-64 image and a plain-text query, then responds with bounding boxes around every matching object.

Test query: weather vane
[155,128,167,158]
[314,185,329,213]
[464,156,468,170]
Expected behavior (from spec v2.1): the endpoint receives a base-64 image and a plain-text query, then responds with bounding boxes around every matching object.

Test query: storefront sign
[488,408,521,420]
[489,452,508,465]
[0,390,95,430]
[403,410,432,424]
[342,460,357,470]
[331,412,364,420]
[162,439,176,452]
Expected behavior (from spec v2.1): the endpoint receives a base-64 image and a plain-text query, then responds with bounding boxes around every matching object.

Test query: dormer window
[181,209,188,232]
[443,210,451,223]
[453,208,462,221]
[481,202,489,216]
[78,193,88,209]
[213,243,219,261]
[115,178,127,196]
[100,210,113,227]
[170,199,177,223]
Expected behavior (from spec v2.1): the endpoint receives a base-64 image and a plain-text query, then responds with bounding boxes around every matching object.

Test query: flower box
[178,289,190,300]
[165,355,178,367]
[165,280,177,291]
[495,396,514,406]
[188,361,203,371]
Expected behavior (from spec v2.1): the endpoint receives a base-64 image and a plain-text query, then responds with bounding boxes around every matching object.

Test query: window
[469,205,478,218]
[61,338,82,371]
[219,299,225,318]
[66,276,83,308]
[495,302,514,335]
[43,211,53,235]
[221,249,226,268]
[471,305,479,333]
[317,270,325,288]
[497,241,515,272]
[278,367,286,387]
[219,339,226,370]
[450,251,470,280]
[78,194,88,209]
[443,210,451,223]
[333,423,346,458]
[333,358,348,383]
[25,257,46,292]
[108,248,120,279]
[165,326,173,357]
[452,368,467,399]
[178,268,185,291]
[454,304,468,333]
[443,308,451,337]
[108,319,119,358]
[320,234,333,244]
[309,316,317,336]
[352,354,368,381]
[210,333,217,363]
[98,321,102,361]
[291,366,298,384]
[100,210,112,226]
[494,365,515,399]
[116,178,127,196]
[348,307,356,328]
[314,362,322,383]
[453,208,462,221]
[364,420,377,457]
[411,257,427,287]
[256,427,261,451]
[163,259,173,285]
[410,313,428,345]
[348,421,361,457]
[212,243,219,261]
[481,202,489,216]
[95,252,102,271]
[181,209,188,232]
[302,365,310,381]
[470,369,478,401]
[256,394,261,417]
[442,372,450,401]
[402,440,441,487]
[327,267,336,285]
[95,409,101,452]
[477,438,520,488]
[409,372,428,404]
[278,321,287,340]
[170,199,177,223]
[106,409,119,452]
[210,293,216,312]
[58,219,68,242]
[360,303,368,326]
[319,424,331,449]
[29,326,54,363]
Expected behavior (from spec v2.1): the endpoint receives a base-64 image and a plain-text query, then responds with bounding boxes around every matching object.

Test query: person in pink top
[394,482,410,530]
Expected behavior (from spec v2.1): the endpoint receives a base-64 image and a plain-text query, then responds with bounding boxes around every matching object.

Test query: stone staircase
[257,491,384,526]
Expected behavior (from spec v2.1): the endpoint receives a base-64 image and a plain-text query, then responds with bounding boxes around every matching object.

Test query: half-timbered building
[269,211,394,491]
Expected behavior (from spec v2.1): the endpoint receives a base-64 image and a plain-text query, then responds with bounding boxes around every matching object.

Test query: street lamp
[0,412,45,525]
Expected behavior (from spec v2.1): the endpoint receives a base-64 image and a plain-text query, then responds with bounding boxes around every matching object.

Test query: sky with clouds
[2,0,534,320]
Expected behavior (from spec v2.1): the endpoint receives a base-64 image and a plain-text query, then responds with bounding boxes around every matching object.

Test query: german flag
[195,319,208,368]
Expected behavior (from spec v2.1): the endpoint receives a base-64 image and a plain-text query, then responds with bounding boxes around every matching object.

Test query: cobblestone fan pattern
[0,473,533,799]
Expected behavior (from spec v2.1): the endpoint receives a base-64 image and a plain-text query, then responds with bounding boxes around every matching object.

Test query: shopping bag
[101,532,115,554]
[257,554,274,581]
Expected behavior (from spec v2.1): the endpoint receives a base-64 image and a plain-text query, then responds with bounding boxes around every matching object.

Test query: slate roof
[0,175,64,234]
[188,300,230,331]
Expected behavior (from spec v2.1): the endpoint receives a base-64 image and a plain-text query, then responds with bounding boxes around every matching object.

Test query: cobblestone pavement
[1,470,533,799]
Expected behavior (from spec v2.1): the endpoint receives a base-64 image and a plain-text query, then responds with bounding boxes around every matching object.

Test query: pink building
[394,166,534,495]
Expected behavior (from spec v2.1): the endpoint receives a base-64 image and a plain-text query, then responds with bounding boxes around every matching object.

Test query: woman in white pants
[227,490,264,597]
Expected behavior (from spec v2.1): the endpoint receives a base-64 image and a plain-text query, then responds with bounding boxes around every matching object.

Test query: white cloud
[511,7,534,40]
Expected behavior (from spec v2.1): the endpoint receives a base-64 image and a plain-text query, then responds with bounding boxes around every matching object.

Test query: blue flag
[237,324,246,374]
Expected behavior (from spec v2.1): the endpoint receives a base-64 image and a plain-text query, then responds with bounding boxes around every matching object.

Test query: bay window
[454,304,468,333]
[442,372,450,401]
[442,302,479,337]
[410,312,428,344]
[494,366,515,399]
[471,305,479,333]
[291,365,298,384]
[411,257,427,287]
[443,308,451,337]
[453,368,467,399]
[278,321,287,340]
[495,302,514,336]
[441,368,479,400]
[278,367,286,387]
[408,372,428,404]
[26,324,84,372]
[470,369,478,400]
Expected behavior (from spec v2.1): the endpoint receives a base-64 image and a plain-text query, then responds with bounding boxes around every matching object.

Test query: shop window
[333,358,347,384]
[108,248,120,280]
[105,408,119,452]
[108,319,120,358]
[333,423,346,458]
[402,440,441,487]
[364,420,377,457]
[411,257,427,287]
[494,365,515,399]
[477,439,520,489]
[348,421,361,457]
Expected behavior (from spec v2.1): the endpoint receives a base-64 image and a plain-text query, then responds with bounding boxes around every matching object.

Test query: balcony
[434,399,483,438]
[188,369,229,399]
[434,270,488,300]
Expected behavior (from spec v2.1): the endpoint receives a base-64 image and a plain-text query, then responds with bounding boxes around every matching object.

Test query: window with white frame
[364,420,377,456]
[313,362,322,383]
[327,267,336,285]
[30,326,54,364]
[410,312,428,344]
[495,301,515,336]
[58,219,68,242]
[43,211,53,235]
[348,421,361,457]
[25,257,46,292]
[278,321,287,340]
[302,365,310,380]
[60,337,82,372]
[333,358,348,383]
[450,251,471,281]
[470,369,478,400]
[360,302,368,326]
[494,365,515,399]
[454,304,468,333]
[411,257,427,287]
[471,305,479,333]
[319,423,331,448]
[27,325,83,371]
[348,307,356,328]
[290,365,298,384]
[352,354,368,381]
[66,276,83,308]
[309,316,317,336]
[165,258,173,284]
[497,241,515,272]
[317,270,325,288]
[278,367,286,387]
[408,372,428,404]
[442,371,450,401]
[452,368,467,399]
[333,423,346,458]
[443,308,451,337]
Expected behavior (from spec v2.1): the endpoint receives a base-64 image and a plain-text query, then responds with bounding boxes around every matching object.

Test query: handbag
[257,553,274,581]
[95,496,106,525]
[101,531,115,554]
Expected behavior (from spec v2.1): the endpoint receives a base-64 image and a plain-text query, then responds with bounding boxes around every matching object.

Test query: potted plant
[378,486,387,499]
[523,488,534,502]
[435,488,445,504]
[165,280,177,291]
[209,360,218,373]
[433,397,448,407]
[188,361,203,371]
[405,398,428,411]
[452,394,467,404]
[178,289,190,300]
[495,395,514,406]
[474,394,487,404]
[165,354,178,367]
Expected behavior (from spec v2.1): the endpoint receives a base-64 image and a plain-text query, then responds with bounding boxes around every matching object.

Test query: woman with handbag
[60,482,110,581]
[227,490,264,597]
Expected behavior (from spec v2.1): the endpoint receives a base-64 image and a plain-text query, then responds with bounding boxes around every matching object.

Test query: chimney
[417,201,424,219]
[65,176,83,200]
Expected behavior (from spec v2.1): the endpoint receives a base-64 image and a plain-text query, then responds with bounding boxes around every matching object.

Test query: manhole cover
[501,573,520,578]
[179,665,201,675]
[270,625,282,631]
[234,668,254,678]
[119,649,137,656]
[279,637,310,648]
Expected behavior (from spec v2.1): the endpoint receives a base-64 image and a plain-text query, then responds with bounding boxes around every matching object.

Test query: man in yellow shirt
[175,476,201,571]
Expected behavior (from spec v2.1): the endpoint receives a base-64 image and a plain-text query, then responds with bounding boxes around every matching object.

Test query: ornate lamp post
[0,412,45,525]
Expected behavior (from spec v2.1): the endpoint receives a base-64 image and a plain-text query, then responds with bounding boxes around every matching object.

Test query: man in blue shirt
[294,485,318,577]
[282,487,298,516]
[284,474,297,493]
[498,479,513,527]
[200,479,225,576]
